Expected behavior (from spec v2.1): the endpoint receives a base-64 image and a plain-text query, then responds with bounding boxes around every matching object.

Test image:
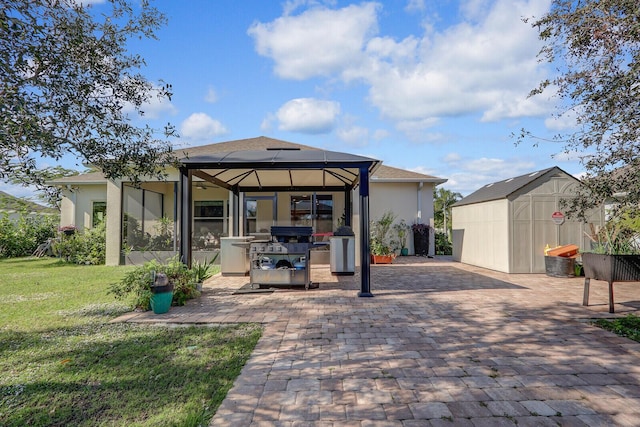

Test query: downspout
[417,182,423,223]
[173,182,178,252]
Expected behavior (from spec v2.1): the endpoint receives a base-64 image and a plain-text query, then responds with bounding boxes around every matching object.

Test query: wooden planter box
[582,253,640,313]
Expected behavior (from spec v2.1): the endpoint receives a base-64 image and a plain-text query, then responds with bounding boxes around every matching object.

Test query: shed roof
[453,166,577,207]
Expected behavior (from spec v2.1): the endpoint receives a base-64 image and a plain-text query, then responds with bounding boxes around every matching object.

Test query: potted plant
[110,256,201,312]
[393,219,410,256]
[412,222,431,256]
[582,221,640,313]
[191,254,219,291]
[370,211,396,264]
[59,224,77,236]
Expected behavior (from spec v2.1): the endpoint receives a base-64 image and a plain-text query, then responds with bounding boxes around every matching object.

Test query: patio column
[358,166,372,297]
[179,167,193,267]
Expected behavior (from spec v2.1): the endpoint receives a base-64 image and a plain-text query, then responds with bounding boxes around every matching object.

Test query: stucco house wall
[50,137,446,265]
[368,181,436,255]
[59,184,107,230]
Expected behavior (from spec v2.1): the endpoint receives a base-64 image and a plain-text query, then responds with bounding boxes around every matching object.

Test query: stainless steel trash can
[329,236,355,275]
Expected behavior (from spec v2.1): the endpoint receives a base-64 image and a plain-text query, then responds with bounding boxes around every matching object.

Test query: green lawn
[593,314,640,343]
[0,258,261,426]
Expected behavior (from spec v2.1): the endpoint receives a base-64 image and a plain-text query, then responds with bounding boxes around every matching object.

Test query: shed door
[512,196,558,273]
[532,197,557,273]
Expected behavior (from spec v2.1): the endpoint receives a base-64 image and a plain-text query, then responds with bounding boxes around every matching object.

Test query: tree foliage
[434,187,462,238]
[524,0,640,221]
[0,0,176,192]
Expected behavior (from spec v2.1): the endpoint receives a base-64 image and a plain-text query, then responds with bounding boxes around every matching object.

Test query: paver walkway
[115,257,640,426]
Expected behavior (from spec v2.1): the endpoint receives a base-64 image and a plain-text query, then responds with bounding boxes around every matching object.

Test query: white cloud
[409,165,439,176]
[438,156,536,195]
[282,0,337,15]
[260,113,275,132]
[444,152,462,163]
[249,0,554,136]
[552,150,584,162]
[405,0,426,13]
[275,98,340,134]
[248,3,379,80]
[0,181,39,202]
[180,113,228,141]
[544,105,581,131]
[122,84,178,119]
[204,86,218,103]
[337,124,369,147]
[363,0,552,123]
[372,129,390,140]
[395,117,444,143]
[138,93,178,119]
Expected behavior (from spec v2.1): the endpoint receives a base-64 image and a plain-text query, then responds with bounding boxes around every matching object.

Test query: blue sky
[5,0,584,200]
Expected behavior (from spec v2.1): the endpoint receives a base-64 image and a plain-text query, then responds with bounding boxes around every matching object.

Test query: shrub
[435,231,452,255]
[0,212,58,258]
[110,256,200,310]
[370,211,396,255]
[53,221,106,264]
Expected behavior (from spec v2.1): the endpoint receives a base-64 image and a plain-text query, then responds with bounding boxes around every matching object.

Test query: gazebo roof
[180,147,380,192]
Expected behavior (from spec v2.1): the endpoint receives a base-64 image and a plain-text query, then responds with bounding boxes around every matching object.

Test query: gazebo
[178,147,381,297]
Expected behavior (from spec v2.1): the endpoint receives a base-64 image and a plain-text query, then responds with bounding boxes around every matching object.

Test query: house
[451,166,604,274]
[49,137,446,270]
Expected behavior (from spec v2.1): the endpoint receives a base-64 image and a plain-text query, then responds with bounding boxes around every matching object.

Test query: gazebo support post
[358,166,373,297]
[179,167,193,268]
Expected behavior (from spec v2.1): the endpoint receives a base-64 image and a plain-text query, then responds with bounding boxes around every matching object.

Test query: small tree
[434,188,462,241]
[1,0,177,198]
[522,0,640,221]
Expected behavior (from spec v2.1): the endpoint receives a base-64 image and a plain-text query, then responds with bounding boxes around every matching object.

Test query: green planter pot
[400,248,409,256]
[150,283,174,314]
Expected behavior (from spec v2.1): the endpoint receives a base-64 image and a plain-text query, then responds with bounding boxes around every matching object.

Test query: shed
[451,167,604,273]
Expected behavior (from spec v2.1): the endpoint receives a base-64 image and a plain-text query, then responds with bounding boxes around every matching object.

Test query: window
[244,196,276,235]
[291,194,333,233]
[194,200,225,248]
[122,185,167,250]
[92,201,106,227]
[245,200,257,234]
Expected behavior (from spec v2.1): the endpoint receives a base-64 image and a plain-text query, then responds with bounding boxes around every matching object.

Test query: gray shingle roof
[180,137,445,182]
[49,136,446,185]
[453,166,576,207]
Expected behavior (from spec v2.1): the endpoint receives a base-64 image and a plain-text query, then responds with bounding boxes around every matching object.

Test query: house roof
[180,136,445,183]
[48,136,446,186]
[453,166,577,207]
[371,164,446,184]
[46,171,107,185]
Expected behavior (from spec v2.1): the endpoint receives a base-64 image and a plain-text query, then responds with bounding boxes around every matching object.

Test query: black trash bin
[413,227,429,256]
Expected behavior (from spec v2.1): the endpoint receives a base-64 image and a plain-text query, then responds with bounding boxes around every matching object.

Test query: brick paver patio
[115,257,640,426]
